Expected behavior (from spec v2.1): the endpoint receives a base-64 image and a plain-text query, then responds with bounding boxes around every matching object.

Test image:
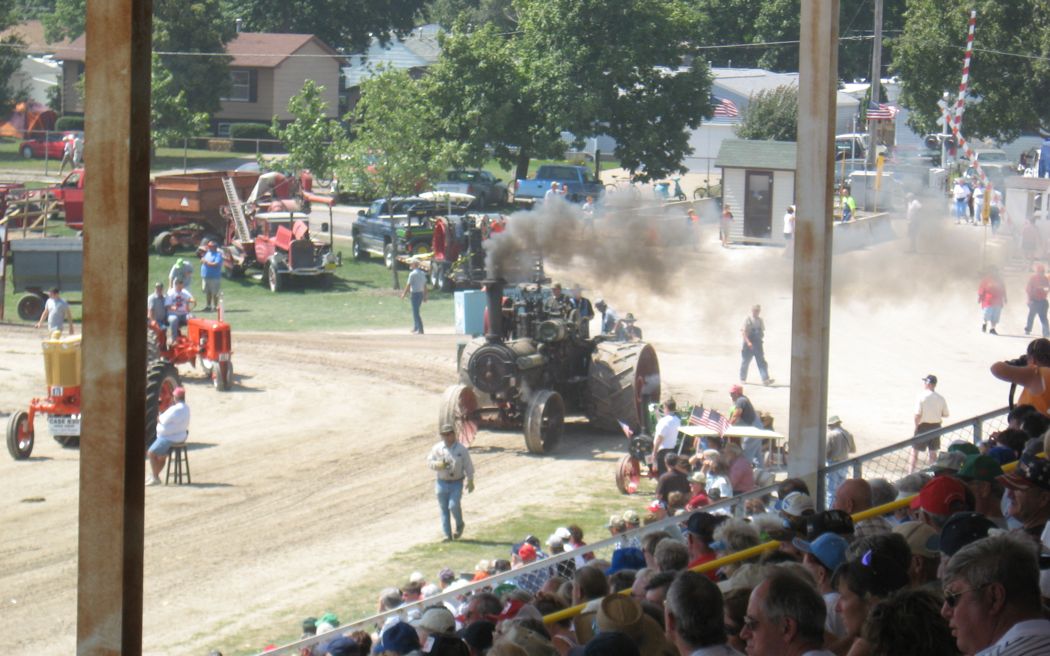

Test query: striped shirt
[975,619,1050,656]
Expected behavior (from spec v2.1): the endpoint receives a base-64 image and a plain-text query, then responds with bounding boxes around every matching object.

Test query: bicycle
[692,178,722,200]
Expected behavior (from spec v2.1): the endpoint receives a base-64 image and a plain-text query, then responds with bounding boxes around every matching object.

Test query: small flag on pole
[689,406,730,435]
[617,419,634,439]
[866,102,897,120]
[712,97,740,118]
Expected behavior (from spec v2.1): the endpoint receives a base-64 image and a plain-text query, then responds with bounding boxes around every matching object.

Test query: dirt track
[0,212,1030,654]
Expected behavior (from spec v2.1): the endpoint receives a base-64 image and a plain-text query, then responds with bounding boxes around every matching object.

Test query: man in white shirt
[146,387,190,486]
[942,533,1050,656]
[36,287,75,335]
[910,374,949,473]
[953,178,971,223]
[665,570,743,655]
[165,278,195,342]
[741,569,836,656]
[651,399,682,478]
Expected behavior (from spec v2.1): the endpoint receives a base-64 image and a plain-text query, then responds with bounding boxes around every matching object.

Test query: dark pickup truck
[351,196,471,269]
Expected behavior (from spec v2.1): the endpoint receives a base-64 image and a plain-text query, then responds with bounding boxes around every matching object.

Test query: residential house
[0,20,70,106]
[53,31,344,135]
[341,24,442,112]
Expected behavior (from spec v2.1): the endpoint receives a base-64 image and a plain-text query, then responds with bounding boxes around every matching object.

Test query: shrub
[55,116,85,131]
[229,123,278,153]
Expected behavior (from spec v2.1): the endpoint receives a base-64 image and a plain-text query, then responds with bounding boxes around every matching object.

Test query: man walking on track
[1026,264,1050,337]
[427,424,474,542]
[740,304,773,386]
[401,259,428,334]
[910,374,949,473]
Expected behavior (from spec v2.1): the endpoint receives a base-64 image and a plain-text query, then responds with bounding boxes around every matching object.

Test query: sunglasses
[943,584,987,608]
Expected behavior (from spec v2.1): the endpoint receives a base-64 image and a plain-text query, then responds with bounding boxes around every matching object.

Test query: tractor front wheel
[267,261,284,293]
[214,361,233,391]
[6,411,34,460]
[145,361,181,451]
[523,390,565,454]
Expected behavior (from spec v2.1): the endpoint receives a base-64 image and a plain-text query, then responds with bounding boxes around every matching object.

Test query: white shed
[714,139,797,244]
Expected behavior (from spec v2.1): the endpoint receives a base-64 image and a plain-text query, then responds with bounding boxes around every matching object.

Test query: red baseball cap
[518,543,537,562]
[910,476,967,515]
[730,384,743,395]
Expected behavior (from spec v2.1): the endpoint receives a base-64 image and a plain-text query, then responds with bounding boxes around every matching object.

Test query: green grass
[221,471,638,655]
[0,138,258,174]
[480,158,621,185]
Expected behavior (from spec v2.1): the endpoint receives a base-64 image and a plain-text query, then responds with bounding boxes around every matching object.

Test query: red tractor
[147,315,234,391]
[6,334,182,459]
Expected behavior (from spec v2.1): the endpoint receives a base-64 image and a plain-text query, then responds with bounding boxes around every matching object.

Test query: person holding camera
[426,424,474,542]
[991,338,1050,414]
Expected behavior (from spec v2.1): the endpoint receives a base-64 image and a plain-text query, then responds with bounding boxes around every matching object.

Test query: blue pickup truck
[512,164,604,205]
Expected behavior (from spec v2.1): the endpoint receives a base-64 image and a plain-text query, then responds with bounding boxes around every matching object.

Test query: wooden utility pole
[790,0,839,503]
[77,0,152,652]
[867,0,884,168]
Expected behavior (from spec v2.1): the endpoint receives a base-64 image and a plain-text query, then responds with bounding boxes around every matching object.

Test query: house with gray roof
[341,24,443,111]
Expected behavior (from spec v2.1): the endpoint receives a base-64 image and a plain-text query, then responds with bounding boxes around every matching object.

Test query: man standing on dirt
[36,287,74,335]
[910,374,949,473]
[740,304,773,386]
[651,399,682,478]
[427,424,474,541]
[146,386,189,486]
[200,240,223,312]
[401,260,428,334]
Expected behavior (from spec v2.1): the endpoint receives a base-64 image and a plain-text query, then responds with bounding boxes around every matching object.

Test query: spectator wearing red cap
[911,476,972,530]
[942,533,1050,656]
[146,386,189,486]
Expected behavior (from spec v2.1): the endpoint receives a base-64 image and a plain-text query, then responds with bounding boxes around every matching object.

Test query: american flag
[617,419,634,439]
[712,97,740,118]
[867,101,897,120]
[689,406,730,435]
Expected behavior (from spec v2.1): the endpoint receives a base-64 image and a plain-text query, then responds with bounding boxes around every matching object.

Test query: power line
[693,34,873,50]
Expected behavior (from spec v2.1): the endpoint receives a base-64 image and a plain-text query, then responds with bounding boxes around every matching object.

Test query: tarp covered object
[0,101,56,138]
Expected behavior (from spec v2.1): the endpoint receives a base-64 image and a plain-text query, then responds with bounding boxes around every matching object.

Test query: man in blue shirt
[199,240,223,312]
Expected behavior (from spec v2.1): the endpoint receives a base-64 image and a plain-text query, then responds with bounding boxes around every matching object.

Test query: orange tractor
[6,334,182,459]
[147,314,234,390]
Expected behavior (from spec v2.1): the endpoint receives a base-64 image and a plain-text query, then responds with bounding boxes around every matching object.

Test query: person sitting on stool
[146,387,190,486]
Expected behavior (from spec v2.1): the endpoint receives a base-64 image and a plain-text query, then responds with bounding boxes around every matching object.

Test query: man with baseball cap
[793,532,849,637]
[910,374,949,473]
[999,455,1050,541]
[956,454,1007,527]
[685,512,727,577]
[892,521,940,587]
[910,475,971,530]
[426,424,475,541]
[728,384,764,465]
[824,415,855,507]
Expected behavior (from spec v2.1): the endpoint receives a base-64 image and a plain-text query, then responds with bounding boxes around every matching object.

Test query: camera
[1005,354,1028,367]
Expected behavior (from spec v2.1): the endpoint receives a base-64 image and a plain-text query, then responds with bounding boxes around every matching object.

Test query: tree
[233,0,427,53]
[343,67,464,288]
[426,0,517,31]
[428,0,713,181]
[0,0,27,116]
[735,85,798,142]
[270,80,346,178]
[154,0,235,116]
[893,0,1050,141]
[151,55,209,145]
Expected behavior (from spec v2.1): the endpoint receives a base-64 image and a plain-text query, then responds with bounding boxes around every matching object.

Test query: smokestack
[235,18,243,32]
[483,278,506,343]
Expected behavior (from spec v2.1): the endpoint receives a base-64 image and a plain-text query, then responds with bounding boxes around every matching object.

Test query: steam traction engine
[440,279,661,454]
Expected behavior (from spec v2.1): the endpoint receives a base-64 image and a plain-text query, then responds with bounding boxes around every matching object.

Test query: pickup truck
[512,164,604,205]
[434,170,508,209]
[352,196,470,269]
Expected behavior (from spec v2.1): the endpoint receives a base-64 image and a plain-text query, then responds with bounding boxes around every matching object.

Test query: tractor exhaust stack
[483,278,506,343]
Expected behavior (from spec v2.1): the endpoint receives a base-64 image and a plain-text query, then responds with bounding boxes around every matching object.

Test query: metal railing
[257,406,1010,655]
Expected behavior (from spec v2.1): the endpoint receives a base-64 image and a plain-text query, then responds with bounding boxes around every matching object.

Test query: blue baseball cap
[792,532,849,572]
[374,621,420,655]
[605,547,645,575]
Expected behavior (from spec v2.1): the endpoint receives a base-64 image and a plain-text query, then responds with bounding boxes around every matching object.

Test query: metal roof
[342,24,443,88]
[714,139,797,171]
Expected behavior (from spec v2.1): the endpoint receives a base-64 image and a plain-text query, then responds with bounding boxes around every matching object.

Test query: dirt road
[0,213,1026,653]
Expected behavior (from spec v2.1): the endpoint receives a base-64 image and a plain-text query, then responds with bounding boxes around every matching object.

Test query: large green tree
[429,0,712,181]
[233,0,426,52]
[893,0,1050,140]
[150,54,209,145]
[425,0,516,31]
[0,0,26,116]
[735,85,798,142]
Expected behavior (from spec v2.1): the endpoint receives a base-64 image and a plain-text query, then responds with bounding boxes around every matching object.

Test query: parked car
[960,148,1013,185]
[352,196,471,268]
[434,170,508,209]
[18,131,83,160]
[512,164,604,205]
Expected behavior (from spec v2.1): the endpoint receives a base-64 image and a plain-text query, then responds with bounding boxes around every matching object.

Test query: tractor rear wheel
[439,384,480,446]
[523,390,565,454]
[17,294,45,321]
[153,231,176,255]
[6,411,34,460]
[214,361,233,391]
[586,341,660,434]
[146,326,161,362]
[145,361,181,451]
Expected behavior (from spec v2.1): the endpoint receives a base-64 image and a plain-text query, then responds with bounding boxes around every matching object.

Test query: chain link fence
[259,406,1009,655]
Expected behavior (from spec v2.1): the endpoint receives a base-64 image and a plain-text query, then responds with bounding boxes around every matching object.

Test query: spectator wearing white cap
[892,521,940,588]
[412,606,456,646]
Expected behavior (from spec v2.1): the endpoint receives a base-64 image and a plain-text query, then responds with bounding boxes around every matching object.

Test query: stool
[165,444,191,485]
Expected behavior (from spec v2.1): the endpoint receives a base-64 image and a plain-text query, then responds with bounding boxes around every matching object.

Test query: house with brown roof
[53,31,344,135]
